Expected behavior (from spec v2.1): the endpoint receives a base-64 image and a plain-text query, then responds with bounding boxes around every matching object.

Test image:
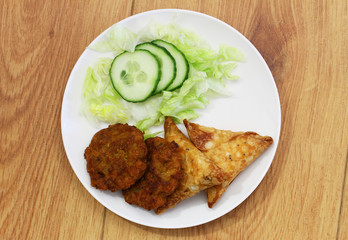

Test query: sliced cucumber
[152,40,189,91]
[135,42,176,95]
[109,49,160,102]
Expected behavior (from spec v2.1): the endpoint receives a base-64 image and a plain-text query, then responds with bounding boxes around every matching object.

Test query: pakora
[123,137,183,211]
[84,123,147,192]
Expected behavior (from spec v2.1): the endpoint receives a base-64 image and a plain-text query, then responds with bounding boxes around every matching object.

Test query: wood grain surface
[0,0,347,239]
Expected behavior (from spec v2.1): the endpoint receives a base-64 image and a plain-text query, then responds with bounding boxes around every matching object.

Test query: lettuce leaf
[82,21,245,133]
[82,58,128,123]
[88,25,139,54]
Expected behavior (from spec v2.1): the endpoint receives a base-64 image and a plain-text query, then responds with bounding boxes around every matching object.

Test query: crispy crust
[84,123,147,192]
[155,117,225,214]
[184,119,242,151]
[184,120,273,208]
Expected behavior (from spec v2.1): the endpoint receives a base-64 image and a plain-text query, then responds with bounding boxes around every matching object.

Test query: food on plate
[155,117,225,214]
[135,42,176,94]
[184,120,273,207]
[84,118,274,213]
[123,137,183,211]
[183,119,243,151]
[109,49,161,102]
[84,123,147,191]
[152,39,189,91]
[109,39,190,103]
[83,22,245,131]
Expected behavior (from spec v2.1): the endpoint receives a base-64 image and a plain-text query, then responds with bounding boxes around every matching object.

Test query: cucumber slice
[136,42,176,95]
[109,49,160,102]
[152,40,189,91]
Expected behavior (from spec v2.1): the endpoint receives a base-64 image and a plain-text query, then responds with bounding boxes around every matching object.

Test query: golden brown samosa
[184,119,273,208]
[155,117,225,214]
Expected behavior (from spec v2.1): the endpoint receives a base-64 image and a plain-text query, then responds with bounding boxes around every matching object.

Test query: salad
[81,20,246,134]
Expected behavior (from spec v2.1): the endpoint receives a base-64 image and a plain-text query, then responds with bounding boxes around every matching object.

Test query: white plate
[61,9,281,229]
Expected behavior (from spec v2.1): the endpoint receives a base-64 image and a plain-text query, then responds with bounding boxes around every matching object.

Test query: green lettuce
[82,21,245,134]
[140,22,245,81]
[82,58,128,123]
[88,25,139,54]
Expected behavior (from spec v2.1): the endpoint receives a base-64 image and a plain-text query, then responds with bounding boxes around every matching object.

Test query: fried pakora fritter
[122,137,183,211]
[84,123,147,192]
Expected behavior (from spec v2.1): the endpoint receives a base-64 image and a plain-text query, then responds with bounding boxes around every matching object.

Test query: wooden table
[1,0,347,239]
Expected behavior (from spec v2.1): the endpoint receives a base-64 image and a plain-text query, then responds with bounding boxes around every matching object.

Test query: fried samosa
[184,120,273,208]
[155,117,225,214]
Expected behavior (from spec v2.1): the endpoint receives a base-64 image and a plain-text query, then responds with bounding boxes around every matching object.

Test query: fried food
[122,137,183,211]
[155,117,225,214]
[184,120,273,208]
[84,123,147,192]
[183,119,243,151]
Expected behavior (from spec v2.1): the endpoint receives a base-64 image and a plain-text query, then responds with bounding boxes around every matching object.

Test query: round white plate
[61,9,281,229]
